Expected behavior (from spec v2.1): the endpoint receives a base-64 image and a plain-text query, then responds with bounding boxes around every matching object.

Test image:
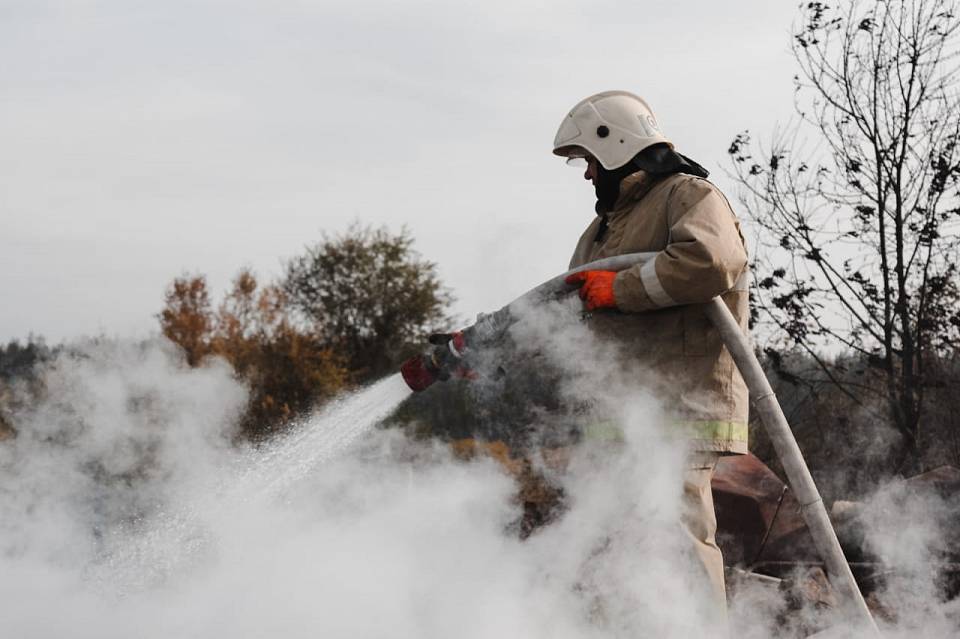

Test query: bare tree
[729,0,960,471]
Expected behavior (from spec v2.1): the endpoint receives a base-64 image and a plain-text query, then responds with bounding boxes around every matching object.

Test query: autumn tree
[159,277,213,367]
[213,270,347,438]
[159,271,347,440]
[729,0,960,471]
[283,225,453,382]
[159,225,452,437]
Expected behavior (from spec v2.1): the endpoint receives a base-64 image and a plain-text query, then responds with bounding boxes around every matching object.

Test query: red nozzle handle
[400,354,437,392]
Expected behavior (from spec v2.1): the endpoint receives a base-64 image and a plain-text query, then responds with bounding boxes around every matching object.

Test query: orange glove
[564,270,618,311]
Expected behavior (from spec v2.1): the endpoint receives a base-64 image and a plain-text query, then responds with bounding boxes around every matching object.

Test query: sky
[0,0,800,343]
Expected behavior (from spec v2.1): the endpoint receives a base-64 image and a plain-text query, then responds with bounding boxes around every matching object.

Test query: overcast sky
[1,0,800,343]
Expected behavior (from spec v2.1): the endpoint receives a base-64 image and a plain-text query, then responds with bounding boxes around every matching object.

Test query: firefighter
[554,90,751,623]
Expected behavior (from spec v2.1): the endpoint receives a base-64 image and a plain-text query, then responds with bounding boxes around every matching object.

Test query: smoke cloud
[1,308,958,637]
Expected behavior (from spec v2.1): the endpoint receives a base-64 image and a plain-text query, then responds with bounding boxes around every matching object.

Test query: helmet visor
[560,146,594,167]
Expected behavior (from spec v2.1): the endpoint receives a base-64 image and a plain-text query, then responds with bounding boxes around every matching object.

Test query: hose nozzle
[399,331,468,392]
[400,354,437,392]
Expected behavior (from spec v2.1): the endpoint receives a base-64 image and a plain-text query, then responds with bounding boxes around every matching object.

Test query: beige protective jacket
[569,170,750,454]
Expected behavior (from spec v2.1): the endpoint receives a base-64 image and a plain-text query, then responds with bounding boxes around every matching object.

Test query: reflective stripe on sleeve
[732,269,751,292]
[640,258,677,307]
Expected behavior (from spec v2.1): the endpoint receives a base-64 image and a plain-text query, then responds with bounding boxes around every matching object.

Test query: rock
[712,454,817,569]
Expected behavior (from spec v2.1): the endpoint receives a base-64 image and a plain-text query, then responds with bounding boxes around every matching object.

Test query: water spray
[400,252,880,636]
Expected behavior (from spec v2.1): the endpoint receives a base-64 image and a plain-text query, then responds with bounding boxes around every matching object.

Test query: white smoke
[853,478,960,636]
[1,310,958,637]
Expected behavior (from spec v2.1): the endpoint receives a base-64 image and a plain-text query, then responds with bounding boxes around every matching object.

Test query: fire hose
[400,252,879,634]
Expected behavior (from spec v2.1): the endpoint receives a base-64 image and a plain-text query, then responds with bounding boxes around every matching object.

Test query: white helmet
[553,91,671,170]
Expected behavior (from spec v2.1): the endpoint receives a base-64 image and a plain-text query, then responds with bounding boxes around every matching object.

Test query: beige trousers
[683,455,728,627]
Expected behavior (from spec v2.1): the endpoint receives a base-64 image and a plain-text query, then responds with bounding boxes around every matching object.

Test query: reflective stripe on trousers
[580,419,748,445]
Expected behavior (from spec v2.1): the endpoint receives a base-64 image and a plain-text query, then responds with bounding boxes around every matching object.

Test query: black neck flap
[591,144,709,243]
[632,143,709,178]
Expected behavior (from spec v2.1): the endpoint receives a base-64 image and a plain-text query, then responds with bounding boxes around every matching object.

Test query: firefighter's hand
[565,270,617,311]
[427,331,475,380]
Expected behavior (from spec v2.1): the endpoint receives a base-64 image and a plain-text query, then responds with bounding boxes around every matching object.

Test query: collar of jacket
[607,170,659,218]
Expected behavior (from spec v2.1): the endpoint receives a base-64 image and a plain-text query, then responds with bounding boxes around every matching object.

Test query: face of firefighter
[583,156,599,186]
[568,153,599,185]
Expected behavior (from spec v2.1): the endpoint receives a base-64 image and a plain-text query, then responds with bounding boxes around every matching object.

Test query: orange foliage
[159,277,213,367]
[159,270,348,440]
